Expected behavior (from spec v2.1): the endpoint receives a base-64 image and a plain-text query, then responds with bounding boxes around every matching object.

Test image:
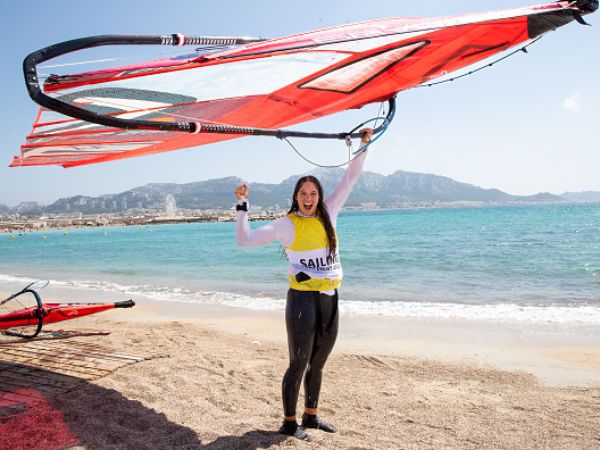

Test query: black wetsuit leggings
[282,289,339,418]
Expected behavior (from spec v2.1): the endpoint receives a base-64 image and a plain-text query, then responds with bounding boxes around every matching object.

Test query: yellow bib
[285,213,342,291]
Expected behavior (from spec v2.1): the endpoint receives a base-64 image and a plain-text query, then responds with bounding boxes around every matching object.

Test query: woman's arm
[235,184,293,247]
[325,129,372,217]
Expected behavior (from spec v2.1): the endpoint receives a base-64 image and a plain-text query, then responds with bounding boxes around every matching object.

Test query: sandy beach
[1,289,600,450]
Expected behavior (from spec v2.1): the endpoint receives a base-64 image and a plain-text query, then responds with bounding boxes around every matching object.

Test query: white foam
[0,273,39,285]
[1,273,598,325]
[340,300,600,324]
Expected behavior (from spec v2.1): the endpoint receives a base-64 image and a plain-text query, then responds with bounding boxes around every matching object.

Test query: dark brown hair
[287,176,337,258]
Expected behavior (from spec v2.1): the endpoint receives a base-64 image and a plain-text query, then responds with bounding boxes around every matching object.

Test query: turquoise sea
[1,204,599,324]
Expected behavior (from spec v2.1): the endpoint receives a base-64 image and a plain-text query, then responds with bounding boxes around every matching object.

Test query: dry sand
[1,294,600,449]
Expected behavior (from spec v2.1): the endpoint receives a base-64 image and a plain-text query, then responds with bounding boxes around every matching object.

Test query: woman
[234,129,373,441]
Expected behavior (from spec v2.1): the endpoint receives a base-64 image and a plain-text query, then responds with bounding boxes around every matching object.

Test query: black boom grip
[114,300,135,308]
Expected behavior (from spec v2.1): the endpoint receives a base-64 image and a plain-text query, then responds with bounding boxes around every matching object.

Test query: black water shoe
[301,413,337,433]
[278,420,311,441]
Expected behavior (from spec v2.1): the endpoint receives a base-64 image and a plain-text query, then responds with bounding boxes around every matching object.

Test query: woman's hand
[235,183,248,200]
[360,128,374,144]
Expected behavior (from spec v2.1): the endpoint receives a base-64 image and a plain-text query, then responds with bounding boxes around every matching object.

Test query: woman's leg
[303,290,339,412]
[281,289,317,419]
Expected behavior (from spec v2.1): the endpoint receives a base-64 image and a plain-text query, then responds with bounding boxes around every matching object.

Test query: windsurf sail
[0,282,135,338]
[11,0,598,168]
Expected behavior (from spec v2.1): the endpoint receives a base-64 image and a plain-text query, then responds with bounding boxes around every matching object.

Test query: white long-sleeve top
[236,150,368,249]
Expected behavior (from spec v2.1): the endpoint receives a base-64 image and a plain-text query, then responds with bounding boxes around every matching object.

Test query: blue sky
[1,1,598,206]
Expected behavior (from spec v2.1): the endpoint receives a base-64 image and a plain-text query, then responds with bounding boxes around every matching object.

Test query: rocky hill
[3,169,593,216]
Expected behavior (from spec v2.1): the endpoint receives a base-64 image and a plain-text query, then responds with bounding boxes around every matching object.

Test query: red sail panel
[39,302,119,325]
[11,2,588,168]
[0,306,39,330]
[0,302,129,330]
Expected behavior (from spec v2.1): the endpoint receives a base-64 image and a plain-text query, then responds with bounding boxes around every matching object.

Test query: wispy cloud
[563,91,581,112]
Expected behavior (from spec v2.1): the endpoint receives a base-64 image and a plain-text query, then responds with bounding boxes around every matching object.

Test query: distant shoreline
[0,212,282,234]
[2,201,599,234]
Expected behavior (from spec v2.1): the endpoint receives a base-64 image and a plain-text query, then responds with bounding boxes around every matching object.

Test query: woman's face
[296,181,319,216]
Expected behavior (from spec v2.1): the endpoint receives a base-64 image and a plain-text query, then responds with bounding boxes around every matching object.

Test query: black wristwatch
[236,202,248,212]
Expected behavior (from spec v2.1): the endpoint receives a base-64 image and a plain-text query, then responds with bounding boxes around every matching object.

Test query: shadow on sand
[0,360,287,449]
[56,380,287,449]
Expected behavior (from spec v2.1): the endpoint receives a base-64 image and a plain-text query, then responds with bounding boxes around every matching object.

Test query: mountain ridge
[1,169,597,216]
